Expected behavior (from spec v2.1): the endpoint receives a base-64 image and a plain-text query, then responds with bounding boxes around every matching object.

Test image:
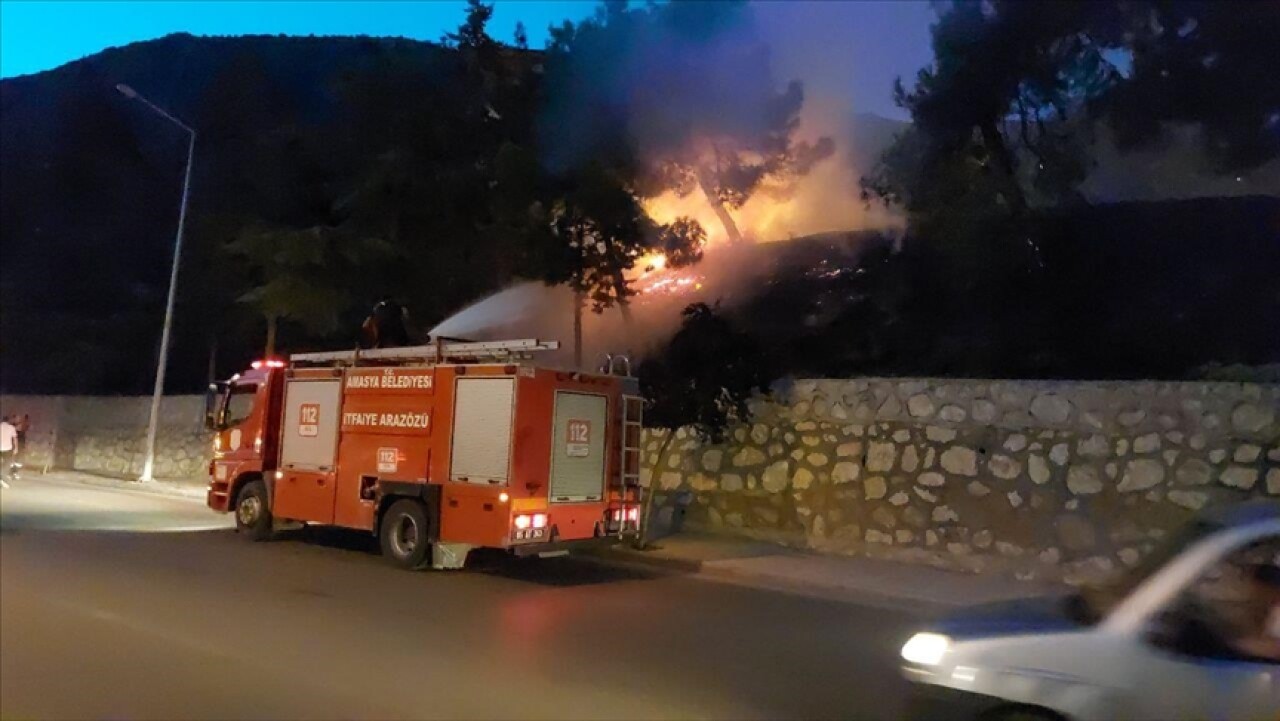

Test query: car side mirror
[1145,605,1237,661]
[1145,609,1194,654]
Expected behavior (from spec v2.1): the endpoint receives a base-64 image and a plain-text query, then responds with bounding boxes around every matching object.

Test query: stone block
[866,442,897,473]
[967,481,991,497]
[806,453,829,468]
[733,447,767,467]
[907,394,936,418]
[866,529,893,544]
[762,461,790,492]
[1220,467,1259,490]
[1078,435,1109,458]
[1118,409,1146,427]
[903,506,927,528]
[973,530,994,549]
[1231,403,1275,434]
[1030,393,1072,424]
[900,446,920,473]
[753,505,780,525]
[1133,433,1161,454]
[836,441,862,458]
[925,426,956,443]
[832,462,860,484]
[872,507,897,529]
[889,491,909,507]
[1029,454,1051,485]
[1118,459,1165,492]
[1067,464,1103,495]
[939,405,967,422]
[989,454,1022,480]
[701,450,723,473]
[864,476,887,500]
[1175,459,1213,486]
[1234,445,1261,463]
[917,472,945,488]
[1267,468,1280,495]
[941,447,978,476]
[931,505,959,523]
[747,422,768,445]
[1004,434,1028,452]
[1168,490,1208,510]
[1050,443,1070,466]
[972,400,998,424]
[914,486,939,503]
[792,468,815,489]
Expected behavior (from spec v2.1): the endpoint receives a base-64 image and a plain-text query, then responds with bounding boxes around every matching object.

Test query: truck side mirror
[204,383,226,431]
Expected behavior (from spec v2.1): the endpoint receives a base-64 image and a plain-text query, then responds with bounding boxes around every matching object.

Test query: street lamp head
[115,83,138,99]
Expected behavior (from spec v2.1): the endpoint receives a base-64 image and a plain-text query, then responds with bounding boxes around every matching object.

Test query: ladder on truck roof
[289,338,560,367]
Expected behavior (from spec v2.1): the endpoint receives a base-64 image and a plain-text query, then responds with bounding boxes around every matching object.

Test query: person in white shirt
[0,416,16,486]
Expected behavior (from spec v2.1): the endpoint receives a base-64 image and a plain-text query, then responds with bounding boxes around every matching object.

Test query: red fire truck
[204,339,644,569]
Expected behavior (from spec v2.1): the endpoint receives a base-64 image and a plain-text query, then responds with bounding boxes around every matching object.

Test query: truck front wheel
[379,499,432,570]
[234,479,274,541]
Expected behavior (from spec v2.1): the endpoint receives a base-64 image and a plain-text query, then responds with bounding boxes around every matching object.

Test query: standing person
[0,416,16,487]
[13,414,29,460]
[359,297,412,349]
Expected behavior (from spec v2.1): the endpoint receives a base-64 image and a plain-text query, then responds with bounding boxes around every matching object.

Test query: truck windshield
[224,384,258,428]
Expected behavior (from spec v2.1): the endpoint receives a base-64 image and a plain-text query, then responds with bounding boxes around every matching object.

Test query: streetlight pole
[117,83,196,484]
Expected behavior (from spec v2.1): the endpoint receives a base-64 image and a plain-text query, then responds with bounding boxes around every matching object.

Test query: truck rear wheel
[234,479,274,542]
[379,499,432,570]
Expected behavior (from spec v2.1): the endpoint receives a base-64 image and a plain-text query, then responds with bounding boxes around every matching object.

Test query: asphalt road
[1,475,921,720]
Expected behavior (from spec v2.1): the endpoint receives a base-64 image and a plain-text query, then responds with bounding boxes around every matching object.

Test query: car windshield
[1073,520,1222,622]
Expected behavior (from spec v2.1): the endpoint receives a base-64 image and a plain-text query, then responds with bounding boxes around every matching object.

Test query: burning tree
[542,0,834,245]
[519,161,707,367]
[636,302,776,546]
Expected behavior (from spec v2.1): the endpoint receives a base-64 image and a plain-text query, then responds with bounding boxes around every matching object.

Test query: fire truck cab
[204,339,644,570]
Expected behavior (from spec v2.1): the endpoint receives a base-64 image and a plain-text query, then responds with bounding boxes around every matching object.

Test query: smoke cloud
[435,1,917,357]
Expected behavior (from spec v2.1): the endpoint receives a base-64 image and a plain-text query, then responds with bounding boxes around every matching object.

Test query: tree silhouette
[636,302,776,545]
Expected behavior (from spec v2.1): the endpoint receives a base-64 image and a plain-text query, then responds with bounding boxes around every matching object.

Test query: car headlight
[902,632,951,666]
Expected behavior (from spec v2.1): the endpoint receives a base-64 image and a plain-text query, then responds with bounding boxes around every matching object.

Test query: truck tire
[379,499,432,570]
[234,479,274,542]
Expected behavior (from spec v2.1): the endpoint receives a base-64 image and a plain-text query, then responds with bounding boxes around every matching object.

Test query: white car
[902,500,1280,721]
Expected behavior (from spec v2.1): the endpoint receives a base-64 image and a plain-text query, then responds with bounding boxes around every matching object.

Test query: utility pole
[117,83,196,483]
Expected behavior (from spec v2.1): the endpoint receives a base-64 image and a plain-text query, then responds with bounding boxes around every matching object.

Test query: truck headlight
[901,632,951,666]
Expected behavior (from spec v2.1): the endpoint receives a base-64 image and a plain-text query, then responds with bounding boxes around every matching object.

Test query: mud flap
[432,542,473,570]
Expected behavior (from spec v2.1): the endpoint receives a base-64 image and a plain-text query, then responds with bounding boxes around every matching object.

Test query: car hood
[929,594,1090,640]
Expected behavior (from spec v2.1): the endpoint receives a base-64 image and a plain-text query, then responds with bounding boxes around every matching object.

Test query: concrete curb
[34,471,208,501]
[574,538,1065,614]
[575,544,705,574]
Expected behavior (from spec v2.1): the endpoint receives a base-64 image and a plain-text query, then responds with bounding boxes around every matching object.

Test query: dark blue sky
[0,1,935,118]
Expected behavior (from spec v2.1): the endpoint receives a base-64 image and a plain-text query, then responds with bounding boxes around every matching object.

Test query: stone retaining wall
[640,379,1279,584]
[0,394,211,480]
